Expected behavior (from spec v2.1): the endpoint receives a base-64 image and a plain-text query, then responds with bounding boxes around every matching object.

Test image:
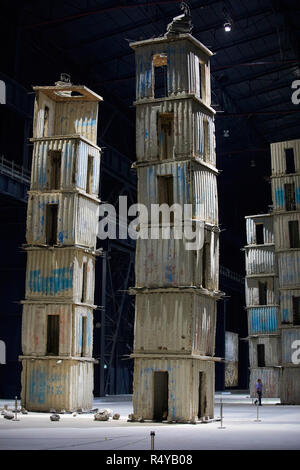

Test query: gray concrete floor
[0,393,299,450]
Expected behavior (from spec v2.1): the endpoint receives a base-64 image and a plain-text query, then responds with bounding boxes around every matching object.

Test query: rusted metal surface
[30,137,100,195]
[245,214,274,245]
[26,192,98,247]
[134,292,216,356]
[248,336,280,367]
[137,161,218,225]
[25,248,95,304]
[245,277,279,306]
[270,139,300,175]
[136,101,215,164]
[280,367,300,404]
[20,81,101,411]
[132,357,215,421]
[245,246,276,276]
[21,358,94,411]
[136,227,219,289]
[225,331,238,387]
[281,328,300,364]
[249,367,280,398]
[131,28,219,422]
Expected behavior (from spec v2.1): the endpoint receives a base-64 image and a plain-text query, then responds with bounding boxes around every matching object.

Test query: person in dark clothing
[255,378,263,406]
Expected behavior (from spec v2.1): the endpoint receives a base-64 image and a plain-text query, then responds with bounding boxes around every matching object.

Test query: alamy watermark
[291,340,300,365]
[97,196,205,251]
[291,80,300,105]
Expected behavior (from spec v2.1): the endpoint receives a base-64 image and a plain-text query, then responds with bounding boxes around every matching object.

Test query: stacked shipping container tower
[19,79,102,411]
[245,139,300,404]
[130,23,222,422]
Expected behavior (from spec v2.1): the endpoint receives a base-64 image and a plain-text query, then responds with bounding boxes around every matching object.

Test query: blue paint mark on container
[282,308,289,322]
[295,187,300,205]
[29,267,73,294]
[275,188,284,207]
[249,307,277,334]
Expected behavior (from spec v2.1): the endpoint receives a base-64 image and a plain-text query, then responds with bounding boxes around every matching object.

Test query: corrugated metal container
[30,137,100,196]
[248,307,279,334]
[249,368,280,398]
[33,91,99,144]
[245,277,279,307]
[132,37,212,101]
[271,174,300,212]
[277,251,300,287]
[270,139,300,176]
[133,357,215,421]
[225,332,238,387]
[274,212,300,250]
[21,358,94,411]
[280,289,300,322]
[248,336,280,367]
[21,304,93,358]
[136,100,215,164]
[134,292,216,356]
[25,248,95,304]
[245,214,274,245]
[280,366,300,404]
[245,246,276,275]
[26,192,98,247]
[136,227,218,290]
[281,328,300,364]
[137,161,218,225]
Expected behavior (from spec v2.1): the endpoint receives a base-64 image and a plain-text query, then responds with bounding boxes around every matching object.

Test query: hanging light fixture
[224,22,232,32]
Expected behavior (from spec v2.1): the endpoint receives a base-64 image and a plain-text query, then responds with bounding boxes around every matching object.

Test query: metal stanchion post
[254,402,261,422]
[13,396,20,421]
[218,395,226,429]
[150,431,155,450]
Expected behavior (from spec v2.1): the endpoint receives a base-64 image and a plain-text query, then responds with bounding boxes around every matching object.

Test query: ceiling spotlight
[223,129,230,138]
[224,22,232,32]
[250,159,256,168]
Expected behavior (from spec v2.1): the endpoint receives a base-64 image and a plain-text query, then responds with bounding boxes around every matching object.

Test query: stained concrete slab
[0,393,299,450]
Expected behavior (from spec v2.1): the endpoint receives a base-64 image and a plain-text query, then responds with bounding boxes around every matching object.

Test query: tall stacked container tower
[271,140,300,404]
[19,77,102,411]
[130,11,221,423]
[244,214,281,397]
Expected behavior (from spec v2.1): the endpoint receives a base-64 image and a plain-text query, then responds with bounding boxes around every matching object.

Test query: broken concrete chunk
[94,412,109,421]
[112,413,120,420]
[50,414,60,421]
[4,412,14,420]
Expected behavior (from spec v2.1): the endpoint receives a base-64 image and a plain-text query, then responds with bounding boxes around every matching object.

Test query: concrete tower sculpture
[130,5,221,423]
[271,139,300,404]
[244,214,280,397]
[19,76,102,411]
[244,139,300,403]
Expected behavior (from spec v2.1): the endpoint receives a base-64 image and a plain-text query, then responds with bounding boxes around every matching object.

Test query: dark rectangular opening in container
[153,54,168,99]
[255,223,264,245]
[46,315,60,356]
[157,175,174,223]
[46,204,58,245]
[43,106,49,137]
[81,316,87,356]
[203,119,210,162]
[289,220,300,248]
[49,150,61,190]
[285,148,295,174]
[153,371,168,421]
[258,281,267,305]
[293,297,300,326]
[284,183,296,211]
[81,261,88,303]
[158,113,174,160]
[257,344,265,367]
[198,371,207,419]
[86,155,94,194]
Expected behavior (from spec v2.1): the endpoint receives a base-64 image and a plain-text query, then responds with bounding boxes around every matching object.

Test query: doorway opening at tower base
[153,371,168,421]
[198,371,207,419]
